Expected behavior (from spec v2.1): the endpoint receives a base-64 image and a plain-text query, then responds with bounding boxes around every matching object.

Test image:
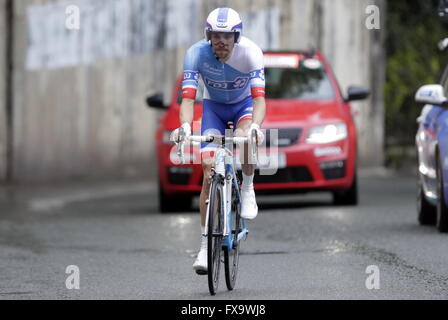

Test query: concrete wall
[13,0,165,182]
[320,0,385,168]
[0,0,8,181]
[278,0,386,167]
[5,0,385,182]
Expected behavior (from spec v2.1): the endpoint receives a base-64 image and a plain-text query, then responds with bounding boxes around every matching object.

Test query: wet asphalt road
[1,171,448,300]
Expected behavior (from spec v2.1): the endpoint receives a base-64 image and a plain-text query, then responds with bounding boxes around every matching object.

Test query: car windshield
[265,60,335,100]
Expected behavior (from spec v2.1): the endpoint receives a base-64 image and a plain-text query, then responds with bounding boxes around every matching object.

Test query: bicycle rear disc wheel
[208,177,223,296]
[224,184,241,291]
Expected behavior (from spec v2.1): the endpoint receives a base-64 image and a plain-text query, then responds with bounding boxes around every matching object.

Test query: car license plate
[235,151,286,170]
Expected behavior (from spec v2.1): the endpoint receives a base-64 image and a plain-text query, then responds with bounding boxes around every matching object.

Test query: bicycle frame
[177,133,250,251]
[204,143,248,252]
[221,149,248,251]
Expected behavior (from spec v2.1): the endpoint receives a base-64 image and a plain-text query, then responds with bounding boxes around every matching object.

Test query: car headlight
[306,123,347,144]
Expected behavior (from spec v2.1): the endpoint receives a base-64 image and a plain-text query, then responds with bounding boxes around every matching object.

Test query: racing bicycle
[176,127,258,295]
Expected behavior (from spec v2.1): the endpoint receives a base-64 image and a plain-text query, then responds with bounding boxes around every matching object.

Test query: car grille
[265,128,302,147]
[237,167,313,184]
[167,167,191,185]
[168,173,190,185]
[320,161,346,180]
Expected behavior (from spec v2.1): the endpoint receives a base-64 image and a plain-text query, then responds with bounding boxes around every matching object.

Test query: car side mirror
[146,93,167,110]
[344,86,370,102]
[415,84,447,106]
[439,0,448,22]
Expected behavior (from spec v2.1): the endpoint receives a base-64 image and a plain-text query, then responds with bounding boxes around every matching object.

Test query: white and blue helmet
[205,8,243,43]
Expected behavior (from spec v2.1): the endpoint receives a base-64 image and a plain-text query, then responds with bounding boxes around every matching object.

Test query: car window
[265,61,335,100]
[177,79,205,104]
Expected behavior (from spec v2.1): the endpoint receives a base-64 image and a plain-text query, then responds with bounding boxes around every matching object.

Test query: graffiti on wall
[26,0,279,70]
[26,0,200,70]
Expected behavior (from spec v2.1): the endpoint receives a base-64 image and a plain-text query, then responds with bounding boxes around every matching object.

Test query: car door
[437,65,448,203]
[416,66,448,196]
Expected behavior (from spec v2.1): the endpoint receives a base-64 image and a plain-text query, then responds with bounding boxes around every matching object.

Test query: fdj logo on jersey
[184,71,199,81]
[205,77,249,90]
[250,69,265,82]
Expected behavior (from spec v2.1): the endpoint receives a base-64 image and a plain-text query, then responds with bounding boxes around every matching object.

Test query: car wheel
[158,183,192,213]
[436,158,448,232]
[333,173,358,206]
[417,176,436,225]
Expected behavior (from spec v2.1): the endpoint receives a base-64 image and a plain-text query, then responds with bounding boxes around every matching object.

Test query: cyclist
[171,7,266,274]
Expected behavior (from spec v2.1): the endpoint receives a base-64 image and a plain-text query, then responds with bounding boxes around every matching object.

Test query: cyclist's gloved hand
[171,122,191,143]
[248,123,264,146]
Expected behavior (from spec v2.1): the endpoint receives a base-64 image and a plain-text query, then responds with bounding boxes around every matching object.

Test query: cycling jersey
[182,36,265,153]
[182,36,265,104]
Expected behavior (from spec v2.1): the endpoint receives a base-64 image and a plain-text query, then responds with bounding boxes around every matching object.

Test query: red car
[147,51,369,212]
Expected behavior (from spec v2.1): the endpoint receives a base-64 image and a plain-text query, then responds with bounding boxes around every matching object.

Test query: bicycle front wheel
[207,176,223,296]
[224,183,241,291]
